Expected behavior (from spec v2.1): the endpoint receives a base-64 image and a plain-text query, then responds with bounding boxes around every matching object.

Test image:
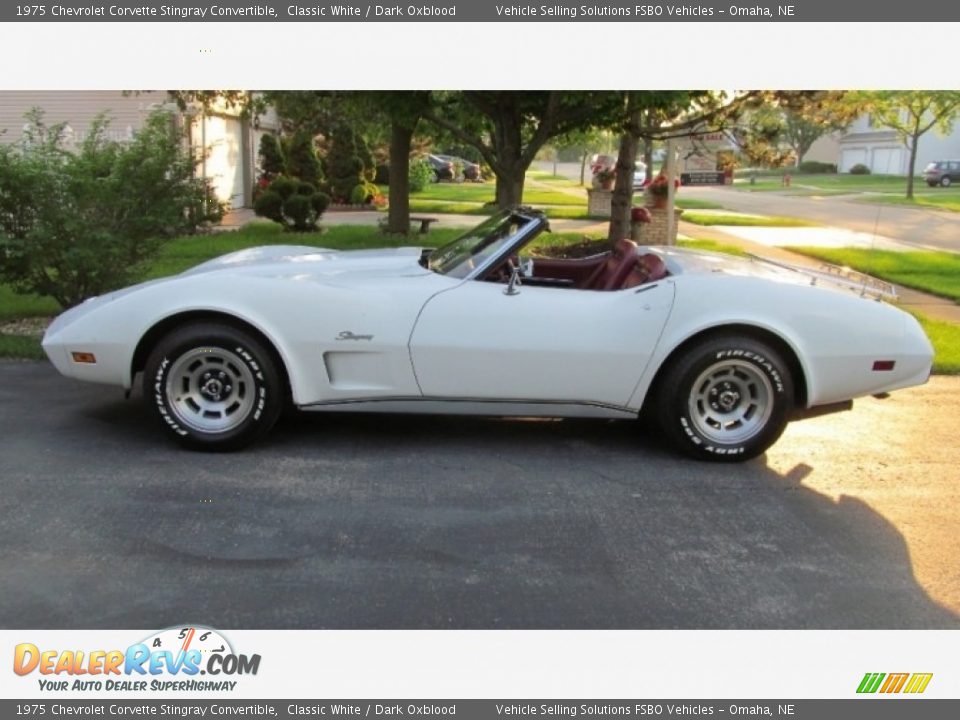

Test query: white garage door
[871,147,903,175]
[192,115,246,209]
[840,148,867,173]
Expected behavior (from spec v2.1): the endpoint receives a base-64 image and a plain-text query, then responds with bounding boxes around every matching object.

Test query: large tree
[606,91,765,242]
[851,91,960,198]
[779,91,854,165]
[422,91,620,208]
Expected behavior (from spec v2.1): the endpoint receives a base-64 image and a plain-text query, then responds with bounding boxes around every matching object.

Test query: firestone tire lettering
[656,335,794,462]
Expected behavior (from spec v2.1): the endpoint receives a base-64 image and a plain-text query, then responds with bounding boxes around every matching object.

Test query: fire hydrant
[782,174,792,187]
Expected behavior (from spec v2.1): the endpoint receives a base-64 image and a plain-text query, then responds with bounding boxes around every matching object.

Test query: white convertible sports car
[43,208,933,461]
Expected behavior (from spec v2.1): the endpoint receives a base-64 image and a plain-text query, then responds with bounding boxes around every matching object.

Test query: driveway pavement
[1,361,957,630]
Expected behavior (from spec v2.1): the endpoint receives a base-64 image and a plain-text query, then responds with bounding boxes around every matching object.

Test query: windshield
[428,210,537,278]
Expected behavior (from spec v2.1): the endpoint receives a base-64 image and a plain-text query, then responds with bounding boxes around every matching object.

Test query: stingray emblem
[336,331,374,341]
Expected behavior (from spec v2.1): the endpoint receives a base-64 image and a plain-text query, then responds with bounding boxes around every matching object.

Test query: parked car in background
[632,161,649,189]
[922,160,960,187]
[436,154,482,182]
[426,154,454,182]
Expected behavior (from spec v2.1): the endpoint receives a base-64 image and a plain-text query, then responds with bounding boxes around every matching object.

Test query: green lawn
[677,239,750,257]
[913,313,960,374]
[387,180,586,207]
[0,333,46,360]
[788,247,960,303]
[0,284,60,322]
[734,173,917,194]
[395,170,724,219]
[681,212,816,227]
[858,192,960,213]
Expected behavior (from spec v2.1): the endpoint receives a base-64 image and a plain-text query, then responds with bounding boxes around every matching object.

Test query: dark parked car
[436,154,482,182]
[923,160,960,187]
[426,154,454,182]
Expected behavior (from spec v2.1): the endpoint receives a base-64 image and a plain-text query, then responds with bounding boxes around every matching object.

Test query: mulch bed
[0,317,52,337]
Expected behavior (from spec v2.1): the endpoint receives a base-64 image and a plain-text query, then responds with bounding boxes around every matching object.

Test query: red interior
[486,241,669,291]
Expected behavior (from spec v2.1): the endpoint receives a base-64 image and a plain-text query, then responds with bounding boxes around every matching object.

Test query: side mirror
[503,260,522,296]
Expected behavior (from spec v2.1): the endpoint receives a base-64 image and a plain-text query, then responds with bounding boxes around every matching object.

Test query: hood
[180,245,430,281]
[650,245,896,301]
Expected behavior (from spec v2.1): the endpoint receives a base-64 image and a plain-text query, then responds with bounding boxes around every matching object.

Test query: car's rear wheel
[143,323,283,450]
[941,176,952,187]
[656,335,793,462]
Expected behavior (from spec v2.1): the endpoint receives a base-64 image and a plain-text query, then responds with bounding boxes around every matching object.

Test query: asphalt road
[1,361,958,630]
[683,185,960,254]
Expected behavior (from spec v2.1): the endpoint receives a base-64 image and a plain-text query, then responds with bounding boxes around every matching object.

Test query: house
[835,114,960,175]
[0,91,278,209]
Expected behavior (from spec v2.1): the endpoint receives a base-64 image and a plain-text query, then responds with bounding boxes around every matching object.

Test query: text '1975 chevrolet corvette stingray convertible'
[43,208,933,461]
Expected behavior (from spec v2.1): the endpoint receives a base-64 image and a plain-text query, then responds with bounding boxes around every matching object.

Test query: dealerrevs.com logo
[13,626,260,693]
[857,672,933,695]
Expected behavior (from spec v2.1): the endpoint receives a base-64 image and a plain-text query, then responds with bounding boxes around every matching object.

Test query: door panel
[409,280,675,407]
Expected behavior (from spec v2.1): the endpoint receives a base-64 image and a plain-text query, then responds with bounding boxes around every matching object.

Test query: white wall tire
[656,336,794,462]
[143,323,283,450]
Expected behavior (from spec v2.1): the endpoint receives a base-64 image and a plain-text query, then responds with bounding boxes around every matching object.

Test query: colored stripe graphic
[857,673,885,694]
[880,673,909,693]
[857,672,933,694]
[904,673,934,694]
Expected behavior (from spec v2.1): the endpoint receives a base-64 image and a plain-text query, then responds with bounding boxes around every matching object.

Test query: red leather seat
[621,253,668,289]
[578,239,638,290]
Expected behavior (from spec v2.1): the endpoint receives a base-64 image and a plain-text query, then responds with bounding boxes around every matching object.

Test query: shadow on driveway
[0,361,956,629]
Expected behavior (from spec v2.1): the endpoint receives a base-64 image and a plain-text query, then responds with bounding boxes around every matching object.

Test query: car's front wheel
[656,335,794,461]
[941,176,952,187]
[143,322,283,450]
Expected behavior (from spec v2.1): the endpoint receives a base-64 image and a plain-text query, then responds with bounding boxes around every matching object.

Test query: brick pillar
[630,207,683,245]
[586,188,613,218]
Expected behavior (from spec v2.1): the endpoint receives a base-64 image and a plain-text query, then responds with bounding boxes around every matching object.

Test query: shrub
[849,163,871,175]
[253,189,284,223]
[348,181,380,205]
[257,133,285,180]
[0,109,222,309]
[408,157,435,193]
[269,175,299,200]
[284,132,323,187]
[253,175,329,232]
[797,161,837,174]
[326,124,366,203]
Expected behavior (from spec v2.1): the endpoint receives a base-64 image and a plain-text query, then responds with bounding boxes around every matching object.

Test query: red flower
[631,207,652,223]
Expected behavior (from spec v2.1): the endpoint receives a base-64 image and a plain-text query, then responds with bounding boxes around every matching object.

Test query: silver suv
[923,160,960,187]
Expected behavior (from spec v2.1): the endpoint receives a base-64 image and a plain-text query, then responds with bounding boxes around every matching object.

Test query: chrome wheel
[687,359,774,445]
[165,347,257,434]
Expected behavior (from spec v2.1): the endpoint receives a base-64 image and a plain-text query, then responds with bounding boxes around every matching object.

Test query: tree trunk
[906,134,919,200]
[642,136,653,182]
[579,151,588,186]
[387,122,414,234]
[608,130,640,243]
[495,168,525,207]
